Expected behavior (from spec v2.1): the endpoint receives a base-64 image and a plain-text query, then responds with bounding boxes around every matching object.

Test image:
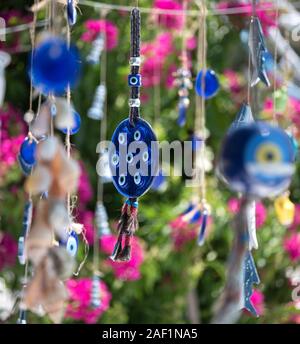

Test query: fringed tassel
[198,208,208,246]
[110,198,138,262]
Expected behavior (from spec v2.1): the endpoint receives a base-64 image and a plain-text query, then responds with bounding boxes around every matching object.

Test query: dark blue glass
[67,0,77,26]
[18,155,33,175]
[30,36,81,96]
[218,122,295,198]
[60,110,81,135]
[195,69,219,99]
[20,137,37,165]
[109,118,159,198]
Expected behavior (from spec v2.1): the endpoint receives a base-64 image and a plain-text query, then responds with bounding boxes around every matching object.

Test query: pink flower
[186,36,197,50]
[0,232,18,271]
[227,198,267,229]
[250,290,265,316]
[66,278,111,324]
[165,64,177,89]
[100,234,144,281]
[284,233,300,262]
[81,20,118,50]
[169,209,212,250]
[223,69,243,94]
[78,162,93,205]
[153,0,184,30]
[141,32,174,88]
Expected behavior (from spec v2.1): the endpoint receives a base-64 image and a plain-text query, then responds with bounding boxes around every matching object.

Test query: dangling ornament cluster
[109,7,158,262]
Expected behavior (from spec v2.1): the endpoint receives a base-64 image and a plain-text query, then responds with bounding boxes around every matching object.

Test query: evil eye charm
[195,69,219,99]
[30,36,81,96]
[109,118,159,198]
[128,74,142,87]
[20,137,37,165]
[60,110,81,135]
[67,0,77,26]
[218,122,295,198]
[66,231,79,257]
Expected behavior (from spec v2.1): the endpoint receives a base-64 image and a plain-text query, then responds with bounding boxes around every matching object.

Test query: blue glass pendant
[67,0,77,26]
[109,118,159,198]
[218,122,295,198]
[31,36,81,96]
[195,69,219,99]
[60,110,81,135]
[228,102,254,133]
[243,251,260,316]
[66,231,79,257]
[20,137,37,165]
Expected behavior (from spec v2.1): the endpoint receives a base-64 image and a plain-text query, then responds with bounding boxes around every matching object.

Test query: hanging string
[17,0,39,325]
[194,0,207,207]
[272,0,280,124]
[153,8,161,129]
[78,0,297,17]
[93,9,109,280]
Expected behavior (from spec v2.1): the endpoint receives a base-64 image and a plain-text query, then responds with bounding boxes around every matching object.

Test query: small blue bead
[128,74,142,87]
[60,111,81,135]
[20,138,37,165]
[195,69,219,99]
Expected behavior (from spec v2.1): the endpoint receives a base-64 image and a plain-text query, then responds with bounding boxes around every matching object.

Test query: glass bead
[195,69,219,99]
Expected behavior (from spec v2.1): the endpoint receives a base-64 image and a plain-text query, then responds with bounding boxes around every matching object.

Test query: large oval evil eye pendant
[109,118,159,198]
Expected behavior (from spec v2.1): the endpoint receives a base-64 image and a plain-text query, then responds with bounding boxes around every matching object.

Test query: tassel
[110,198,138,262]
[198,209,208,246]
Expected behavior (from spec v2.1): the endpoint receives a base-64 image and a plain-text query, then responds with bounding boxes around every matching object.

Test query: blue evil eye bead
[20,137,37,165]
[30,36,81,96]
[128,74,142,87]
[67,0,77,26]
[195,69,219,99]
[60,110,81,135]
[66,231,79,257]
[218,122,295,198]
[109,118,159,198]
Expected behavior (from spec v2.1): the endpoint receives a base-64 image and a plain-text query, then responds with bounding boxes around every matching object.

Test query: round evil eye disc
[244,124,295,196]
[218,122,295,198]
[66,231,79,257]
[109,118,159,198]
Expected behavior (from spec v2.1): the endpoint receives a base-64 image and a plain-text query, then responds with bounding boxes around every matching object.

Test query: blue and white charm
[109,118,159,199]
